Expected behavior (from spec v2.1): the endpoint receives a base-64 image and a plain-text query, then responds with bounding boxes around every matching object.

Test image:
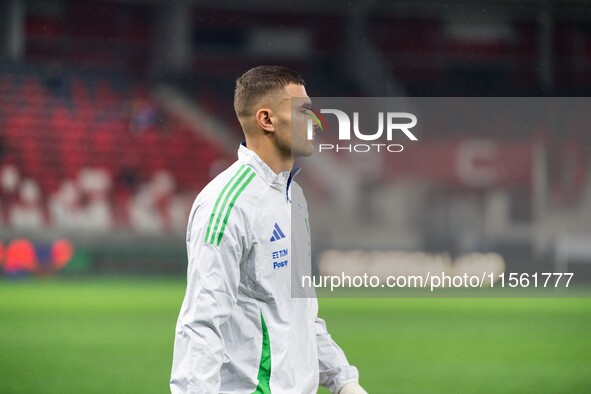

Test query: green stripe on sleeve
[204,164,246,243]
[215,170,256,246]
[252,311,271,394]
[208,166,253,244]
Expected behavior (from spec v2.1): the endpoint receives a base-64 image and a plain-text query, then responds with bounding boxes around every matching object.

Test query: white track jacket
[170,143,359,393]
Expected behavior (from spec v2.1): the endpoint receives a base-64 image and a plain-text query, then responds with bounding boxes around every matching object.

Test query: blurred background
[0,0,590,393]
[1,0,591,276]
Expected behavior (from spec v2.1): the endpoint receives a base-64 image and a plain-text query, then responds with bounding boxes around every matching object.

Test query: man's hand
[339,382,368,394]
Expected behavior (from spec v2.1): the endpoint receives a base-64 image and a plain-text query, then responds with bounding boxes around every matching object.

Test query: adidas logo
[269,223,286,242]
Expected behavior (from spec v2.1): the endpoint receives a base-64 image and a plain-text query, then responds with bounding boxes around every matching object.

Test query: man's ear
[255,108,274,132]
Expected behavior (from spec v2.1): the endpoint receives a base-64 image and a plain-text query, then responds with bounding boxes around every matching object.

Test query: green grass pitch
[0,278,590,393]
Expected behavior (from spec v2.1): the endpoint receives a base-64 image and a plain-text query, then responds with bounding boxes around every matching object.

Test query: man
[171,66,367,394]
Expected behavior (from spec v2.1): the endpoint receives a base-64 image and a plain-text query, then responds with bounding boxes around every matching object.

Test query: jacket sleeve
[170,201,249,393]
[316,316,360,394]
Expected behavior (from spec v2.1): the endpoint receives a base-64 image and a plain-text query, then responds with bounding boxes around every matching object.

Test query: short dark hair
[234,65,305,117]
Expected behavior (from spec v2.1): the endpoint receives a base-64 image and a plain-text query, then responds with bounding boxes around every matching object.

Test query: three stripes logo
[269,223,286,242]
[205,164,256,246]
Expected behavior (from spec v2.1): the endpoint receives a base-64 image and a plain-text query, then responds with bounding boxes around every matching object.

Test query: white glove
[338,382,368,394]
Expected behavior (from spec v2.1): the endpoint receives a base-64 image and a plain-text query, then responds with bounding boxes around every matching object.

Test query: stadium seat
[0,66,229,233]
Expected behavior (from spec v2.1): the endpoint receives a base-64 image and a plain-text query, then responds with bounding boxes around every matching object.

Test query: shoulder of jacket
[291,180,307,199]
[291,180,304,193]
[197,162,265,219]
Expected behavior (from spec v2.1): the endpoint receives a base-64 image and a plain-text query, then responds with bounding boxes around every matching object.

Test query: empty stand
[0,65,229,232]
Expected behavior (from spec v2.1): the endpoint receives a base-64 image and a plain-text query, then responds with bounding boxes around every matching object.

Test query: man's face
[273,83,315,158]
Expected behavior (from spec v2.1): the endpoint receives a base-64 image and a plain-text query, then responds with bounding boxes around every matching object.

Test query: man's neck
[244,139,293,175]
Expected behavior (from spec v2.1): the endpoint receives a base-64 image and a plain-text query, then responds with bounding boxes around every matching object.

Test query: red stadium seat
[1,67,228,231]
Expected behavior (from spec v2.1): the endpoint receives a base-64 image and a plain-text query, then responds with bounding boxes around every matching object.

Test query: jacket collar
[237,142,300,194]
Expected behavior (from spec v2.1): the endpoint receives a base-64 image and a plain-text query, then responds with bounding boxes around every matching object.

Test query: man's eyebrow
[299,101,312,109]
